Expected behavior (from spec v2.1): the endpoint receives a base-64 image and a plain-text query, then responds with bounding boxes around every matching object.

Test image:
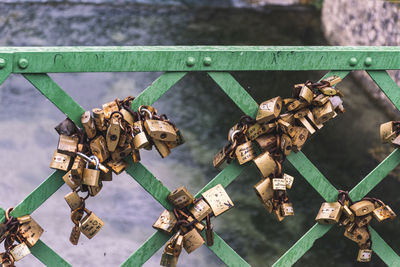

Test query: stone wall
[322,0,400,118]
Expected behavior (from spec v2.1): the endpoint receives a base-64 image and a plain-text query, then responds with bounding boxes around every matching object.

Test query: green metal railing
[0,46,399,266]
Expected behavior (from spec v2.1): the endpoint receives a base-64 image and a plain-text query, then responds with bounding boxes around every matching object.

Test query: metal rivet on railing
[186,57,196,67]
[364,57,372,67]
[0,58,6,69]
[348,57,358,66]
[18,58,29,69]
[203,57,212,66]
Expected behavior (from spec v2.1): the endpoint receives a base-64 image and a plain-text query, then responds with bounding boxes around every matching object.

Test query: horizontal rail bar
[0,46,399,73]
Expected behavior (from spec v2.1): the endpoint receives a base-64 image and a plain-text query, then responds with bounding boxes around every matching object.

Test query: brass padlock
[312,101,336,125]
[272,178,286,191]
[254,178,274,205]
[255,134,277,152]
[380,121,397,144]
[106,159,129,175]
[350,200,375,216]
[357,249,372,262]
[64,191,82,211]
[100,168,113,182]
[274,206,285,222]
[92,108,107,131]
[183,229,205,254]
[253,152,277,178]
[133,121,150,149]
[355,214,372,228]
[281,202,294,217]
[290,127,308,151]
[106,114,121,152]
[287,99,308,112]
[82,157,100,187]
[315,202,343,224]
[153,210,177,234]
[120,108,135,126]
[102,100,119,119]
[57,134,79,155]
[144,120,177,142]
[160,243,177,267]
[165,129,185,149]
[344,226,369,245]
[111,144,133,161]
[235,139,256,165]
[319,87,337,96]
[297,116,316,135]
[256,96,282,123]
[50,150,71,171]
[342,205,355,222]
[63,170,81,190]
[16,215,31,224]
[18,218,44,248]
[153,139,171,158]
[213,148,227,168]
[71,155,86,180]
[70,225,81,246]
[168,187,194,209]
[283,173,294,189]
[306,110,323,130]
[372,204,396,222]
[280,134,292,156]
[202,184,234,216]
[88,181,103,197]
[246,122,276,140]
[312,94,330,106]
[80,211,104,239]
[189,199,213,222]
[322,75,342,86]
[81,111,96,139]
[299,85,313,104]
[90,135,110,163]
[9,243,30,261]
[277,119,294,135]
[280,113,295,125]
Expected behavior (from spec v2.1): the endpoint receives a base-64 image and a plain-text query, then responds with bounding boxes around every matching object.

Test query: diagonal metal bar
[0,70,10,87]
[131,72,187,111]
[125,160,173,210]
[31,240,72,267]
[208,72,259,117]
[368,70,400,110]
[23,74,85,127]
[370,227,400,265]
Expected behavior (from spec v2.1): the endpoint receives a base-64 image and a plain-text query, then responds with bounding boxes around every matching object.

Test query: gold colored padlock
[106,159,129,175]
[290,126,308,151]
[380,121,397,144]
[357,249,372,262]
[322,75,342,86]
[120,108,135,126]
[355,214,372,228]
[253,151,277,178]
[297,116,316,135]
[319,87,337,96]
[312,94,330,106]
[256,96,282,123]
[63,170,82,190]
[106,114,121,152]
[344,226,369,245]
[132,149,141,163]
[246,122,276,140]
[189,199,213,222]
[312,101,336,125]
[299,85,313,104]
[81,111,96,139]
[144,120,177,142]
[90,135,110,163]
[88,181,103,197]
[315,202,343,224]
[202,184,234,216]
[153,139,171,158]
[18,218,44,248]
[168,187,194,209]
[255,134,277,152]
[64,191,82,211]
[281,202,294,217]
[213,148,227,168]
[274,205,285,222]
[50,150,71,171]
[71,155,86,180]
[349,200,375,216]
[372,204,396,222]
[57,135,79,155]
[254,178,274,205]
[280,134,292,156]
[183,229,204,254]
[287,99,308,112]
[111,144,133,161]
[80,211,104,239]
[235,138,256,165]
[280,113,295,125]
[9,243,30,261]
[133,121,150,149]
[92,108,107,131]
[102,100,119,119]
[153,210,177,234]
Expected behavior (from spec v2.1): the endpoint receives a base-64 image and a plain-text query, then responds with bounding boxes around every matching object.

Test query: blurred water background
[0,2,399,266]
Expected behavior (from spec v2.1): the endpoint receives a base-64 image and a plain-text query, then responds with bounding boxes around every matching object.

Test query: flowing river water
[0,2,399,266]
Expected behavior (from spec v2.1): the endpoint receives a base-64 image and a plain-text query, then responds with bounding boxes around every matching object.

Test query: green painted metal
[0,47,398,266]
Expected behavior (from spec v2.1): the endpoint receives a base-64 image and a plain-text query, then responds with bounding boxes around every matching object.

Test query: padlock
[55,118,78,136]
[88,181,103,197]
[372,204,396,222]
[280,113,295,125]
[50,150,71,171]
[183,229,205,254]
[102,100,119,119]
[255,134,277,152]
[63,171,81,190]
[287,99,308,112]
[100,167,113,182]
[299,85,313,104]
[90,135,110,163]
[132,149,141,163]
[133,121,150,149]
[280,134,292,156]
[16,215,31,224]
[92,108,107,131]
[18,218,44,248]
[9,243,30,261]
[277,119,294,135]
[312,94,330,106]
[254,178,274,205]
[380,121,397,144]
[350,200,375,216]
[189,199,213,222]
[342,205,355,222]
[274,206,285,222]
[357,249,372,262]
[283,98,296,105]
[235,138,256,165]
[306,110,323,130]
[205,217,214,246]
[272,178,286,191]
[290,126,308,151]
[344,226,369,245]
[160,243,177,267]
[297,116,316,135]
[312,101,336,125]
[246,122,276,140]
[144,120,177,142]
[111,144,133,161]
[256,96,282,123]
[165,129,185,149]
[120,108,135,126]
[153,210,177,234]
[293,109,309,119]
[153,139,171,158]
[281,202,294,217]
[202,184,234,216]
[283,173,294,189]
[81,111,96,139]
[82,157,100,187]
[355,214,372,228]
[106,114,121,152]
[71,155,86,180]
[322,75,342,86]
[64,191,82,211]
[57,134,79,155]
[106,159,129,175]
[69,225,81,246]
[253,152,277,178]
[315,202,343,224]
[319,87,337,96]
[168,187,194,209]
[213,147,227,168]
[80,211,104,239]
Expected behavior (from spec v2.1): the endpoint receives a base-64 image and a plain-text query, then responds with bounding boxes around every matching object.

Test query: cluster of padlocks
[213,76,345,221]
[316,191,396,262]
[0,209,43,266]
[153,184,233,267]
[49,96,183,245]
